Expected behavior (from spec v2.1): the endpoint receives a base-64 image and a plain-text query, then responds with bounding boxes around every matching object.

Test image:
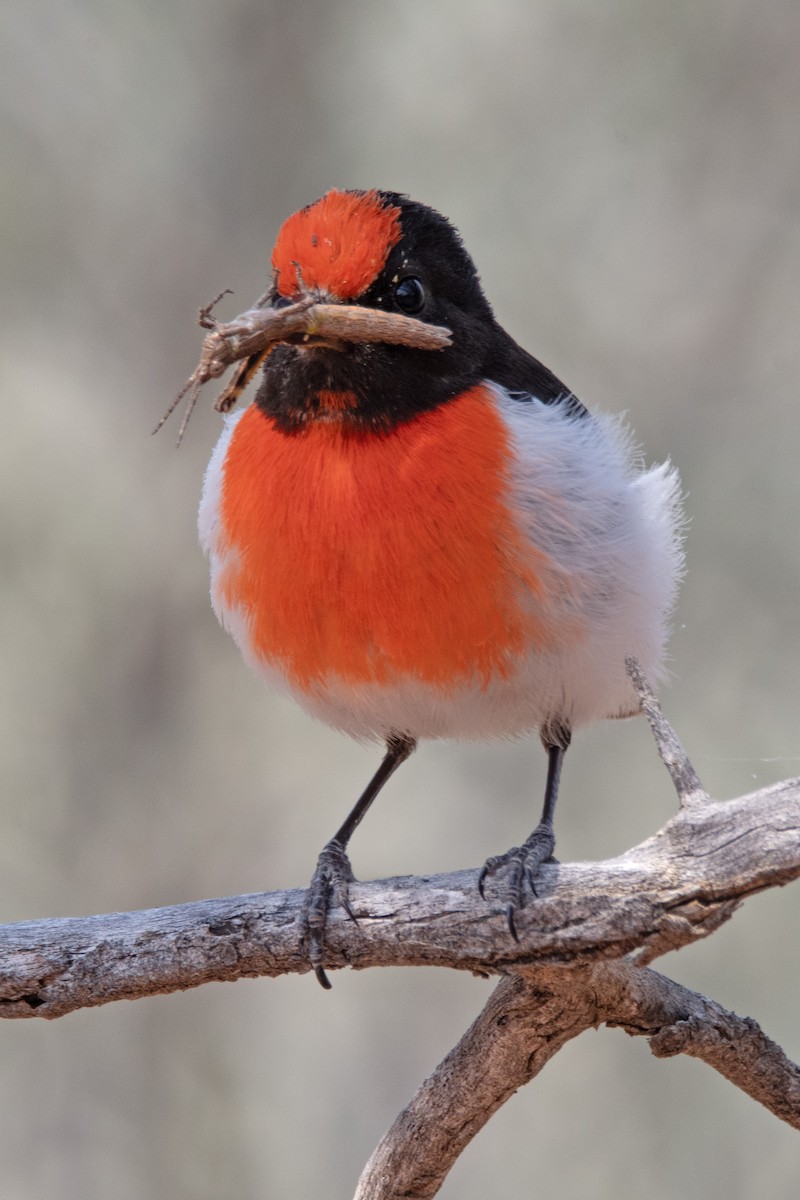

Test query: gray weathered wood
[353,959,800,1200]
[0,777,798,1018]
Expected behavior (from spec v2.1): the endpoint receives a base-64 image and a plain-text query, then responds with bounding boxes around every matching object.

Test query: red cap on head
[271,189,402,301]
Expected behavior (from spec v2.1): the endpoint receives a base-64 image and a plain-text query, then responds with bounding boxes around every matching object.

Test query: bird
[197,188,684,987]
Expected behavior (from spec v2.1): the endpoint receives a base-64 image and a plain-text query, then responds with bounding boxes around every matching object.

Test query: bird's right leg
[303,733,416,988]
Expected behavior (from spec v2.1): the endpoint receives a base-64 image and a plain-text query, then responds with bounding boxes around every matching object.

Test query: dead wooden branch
[0,776,797,1019]
[354,960,800,1200]
[626,656,709,805]
[2,669,798,1198]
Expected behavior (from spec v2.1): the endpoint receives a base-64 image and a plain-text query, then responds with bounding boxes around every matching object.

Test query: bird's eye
[272,293,294,309]
[392,276,426,315]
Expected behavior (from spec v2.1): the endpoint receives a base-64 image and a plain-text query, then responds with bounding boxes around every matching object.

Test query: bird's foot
[478,821,557,940]
[302,838,357,989]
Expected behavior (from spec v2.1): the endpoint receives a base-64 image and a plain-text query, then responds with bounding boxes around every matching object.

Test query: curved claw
[314,964,333,990]
[505,904,519,943]
[479,848,520,901]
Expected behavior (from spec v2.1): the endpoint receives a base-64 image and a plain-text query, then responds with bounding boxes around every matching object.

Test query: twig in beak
[157,293,452,445]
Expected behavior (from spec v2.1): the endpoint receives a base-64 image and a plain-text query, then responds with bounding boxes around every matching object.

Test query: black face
[254,193,583,431]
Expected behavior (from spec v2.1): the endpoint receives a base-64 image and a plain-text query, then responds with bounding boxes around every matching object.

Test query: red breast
[214,382,562,694]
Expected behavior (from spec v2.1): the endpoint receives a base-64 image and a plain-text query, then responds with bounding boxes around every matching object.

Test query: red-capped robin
[197,189,684,987]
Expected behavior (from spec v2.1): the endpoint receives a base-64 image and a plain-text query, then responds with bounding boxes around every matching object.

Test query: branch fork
[1,661,798,1196]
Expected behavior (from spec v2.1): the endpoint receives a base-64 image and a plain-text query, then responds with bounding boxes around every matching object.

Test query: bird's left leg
[478,724,571,938]
[303,733,416,988]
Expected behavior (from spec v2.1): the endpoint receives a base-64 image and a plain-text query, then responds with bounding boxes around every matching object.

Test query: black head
[255,190,577,430]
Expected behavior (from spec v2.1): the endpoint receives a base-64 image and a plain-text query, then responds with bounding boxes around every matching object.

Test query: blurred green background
[2,1,799,1197]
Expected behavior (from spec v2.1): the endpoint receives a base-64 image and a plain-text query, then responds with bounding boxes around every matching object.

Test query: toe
[301,838,357,988]
[478,823,557,931]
